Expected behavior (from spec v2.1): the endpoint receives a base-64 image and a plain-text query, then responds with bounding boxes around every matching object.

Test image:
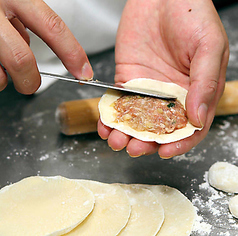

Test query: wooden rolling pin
[56,81,238,135]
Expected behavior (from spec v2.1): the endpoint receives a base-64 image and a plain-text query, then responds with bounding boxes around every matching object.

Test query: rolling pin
[56,81,238,135]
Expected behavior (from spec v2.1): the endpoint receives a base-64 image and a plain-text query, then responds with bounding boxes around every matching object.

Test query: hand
[0,0,93,94]
[98,0,229,158]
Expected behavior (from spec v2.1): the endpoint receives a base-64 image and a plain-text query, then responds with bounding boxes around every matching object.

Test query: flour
[61,146,74,154]
[192,215,212,235]
[216,120,238,160]
[5,148,30,160]
[173,146,208,164]
[191,172,238,236]
[219,120,231,130]
[39,154,50,161]
[173,152,205,164]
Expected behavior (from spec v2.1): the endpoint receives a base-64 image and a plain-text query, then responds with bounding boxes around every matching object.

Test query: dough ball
[208,162,238,193]
[229,195,238,219]
[0,176,95,236]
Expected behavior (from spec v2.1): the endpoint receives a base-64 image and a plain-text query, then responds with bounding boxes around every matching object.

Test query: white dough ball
[208,162,238,193]
[229,195,238,218]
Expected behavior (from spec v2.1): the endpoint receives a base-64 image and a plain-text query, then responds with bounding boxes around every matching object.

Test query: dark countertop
[0,3,238,236]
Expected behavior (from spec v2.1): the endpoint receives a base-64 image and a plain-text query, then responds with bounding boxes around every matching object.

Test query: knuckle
[206,80,218,95]
[11,49,34,71]
[192,23,228,55]
[44,12,66,36]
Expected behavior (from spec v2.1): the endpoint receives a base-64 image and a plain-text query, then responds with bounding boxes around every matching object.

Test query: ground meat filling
[113,95,188,135]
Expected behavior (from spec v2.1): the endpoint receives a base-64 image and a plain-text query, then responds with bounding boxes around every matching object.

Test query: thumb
[186,40,228,128]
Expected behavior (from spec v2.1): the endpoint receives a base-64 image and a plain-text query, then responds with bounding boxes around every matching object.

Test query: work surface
[1,3,238,236]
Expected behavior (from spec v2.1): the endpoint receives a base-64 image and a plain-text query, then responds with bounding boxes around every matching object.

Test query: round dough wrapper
[118,184,164,236]
[65,180,131,236]
[99,78,201,144]
[229,195,238,219]
[0,176,95,236]
[208,162,238,193]
[138,185,196,236]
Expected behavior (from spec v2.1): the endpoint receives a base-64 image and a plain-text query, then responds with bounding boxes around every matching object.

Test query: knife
[55,81,238,135]
[40,72,176,100]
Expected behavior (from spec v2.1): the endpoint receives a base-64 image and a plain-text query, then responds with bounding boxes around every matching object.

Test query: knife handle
[56,81,238,135]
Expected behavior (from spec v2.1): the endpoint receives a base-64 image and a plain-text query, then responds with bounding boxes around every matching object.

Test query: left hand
[98,0,229,158]
[0,0,93,94]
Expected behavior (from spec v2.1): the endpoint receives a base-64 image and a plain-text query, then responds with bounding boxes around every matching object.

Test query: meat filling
[113,95,188,135]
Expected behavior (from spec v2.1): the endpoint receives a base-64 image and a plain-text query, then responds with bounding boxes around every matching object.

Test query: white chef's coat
[30,0,127,92]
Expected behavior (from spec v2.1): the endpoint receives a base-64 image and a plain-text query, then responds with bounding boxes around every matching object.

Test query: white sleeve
[30,0,127,92]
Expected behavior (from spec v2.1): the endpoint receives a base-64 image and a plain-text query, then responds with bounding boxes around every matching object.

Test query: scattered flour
[192,215,212,235]
[192,172,238,235]
[216,120,238,160]
[39,154,50,161]
[173,151,206,164]
[173,154,205,163]
[219,120,231,130]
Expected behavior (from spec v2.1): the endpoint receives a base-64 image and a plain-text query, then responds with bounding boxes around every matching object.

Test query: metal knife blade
[40,72,176,99]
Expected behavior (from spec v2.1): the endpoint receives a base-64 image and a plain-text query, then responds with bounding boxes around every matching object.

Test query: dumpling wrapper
[137,185,196,236]
[65,179,131,236]
[99,78,201,144]
[0,176,95,236]
[118,184,164,236]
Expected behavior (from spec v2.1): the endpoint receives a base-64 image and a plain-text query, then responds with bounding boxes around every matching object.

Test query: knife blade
[40,72,176,99]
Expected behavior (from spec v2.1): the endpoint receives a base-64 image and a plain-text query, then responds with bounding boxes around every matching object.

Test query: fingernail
[198,103,208,128]
[160,156,174,159]
[126,149,144,158]
[108,143,122,152]
[111,147,121,152]
[81,62,93,80]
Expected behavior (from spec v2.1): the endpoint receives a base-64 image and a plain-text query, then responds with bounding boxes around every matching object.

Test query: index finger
[7,0,93,80]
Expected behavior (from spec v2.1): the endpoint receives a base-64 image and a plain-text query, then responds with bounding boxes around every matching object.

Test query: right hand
[0,0,93,94]
[98,0,229,158]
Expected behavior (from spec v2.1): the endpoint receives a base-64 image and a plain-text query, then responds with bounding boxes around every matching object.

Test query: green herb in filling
[167,102,175,108]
